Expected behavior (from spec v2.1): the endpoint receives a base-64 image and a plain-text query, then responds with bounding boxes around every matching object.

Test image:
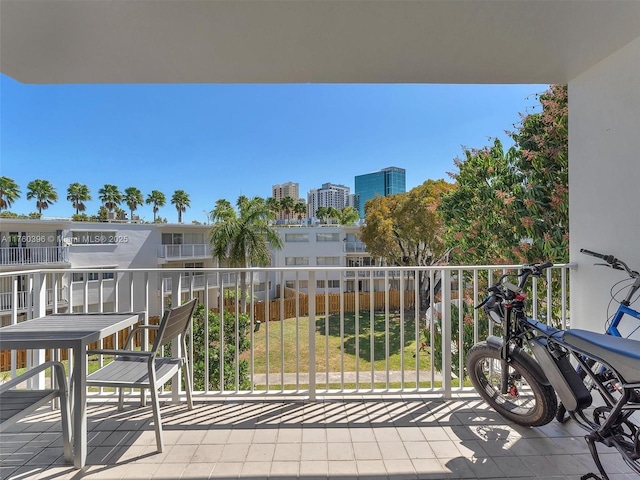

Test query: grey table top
[0,312,142,350]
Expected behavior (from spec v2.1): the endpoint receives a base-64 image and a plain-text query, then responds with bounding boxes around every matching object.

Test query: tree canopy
[67,183,92,215]
[26,179,58,214]
[171,189,191,223]
[0,176,21,211]
[439,84,568,264]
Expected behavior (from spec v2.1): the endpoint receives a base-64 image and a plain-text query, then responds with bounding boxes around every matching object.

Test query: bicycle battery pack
[528,337,592,412]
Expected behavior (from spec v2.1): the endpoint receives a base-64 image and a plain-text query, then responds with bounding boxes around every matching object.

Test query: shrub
[187,303,252,391]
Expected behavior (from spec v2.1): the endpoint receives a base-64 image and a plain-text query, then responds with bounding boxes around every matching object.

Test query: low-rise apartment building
[0,218,376,326]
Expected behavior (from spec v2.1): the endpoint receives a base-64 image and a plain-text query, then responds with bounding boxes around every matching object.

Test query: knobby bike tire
[467,342,558,427]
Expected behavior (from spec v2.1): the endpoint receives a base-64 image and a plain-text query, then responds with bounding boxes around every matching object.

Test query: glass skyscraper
[354,166,406,218]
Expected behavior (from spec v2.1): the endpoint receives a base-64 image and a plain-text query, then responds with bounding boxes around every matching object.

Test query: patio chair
[0,361,72,462]
[86,298,198,452]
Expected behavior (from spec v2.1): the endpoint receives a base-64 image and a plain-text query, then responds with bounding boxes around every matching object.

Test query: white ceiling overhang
[1,0,640,85]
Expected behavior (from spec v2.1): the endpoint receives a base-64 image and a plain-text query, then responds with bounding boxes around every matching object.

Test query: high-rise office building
[354,166,406,218]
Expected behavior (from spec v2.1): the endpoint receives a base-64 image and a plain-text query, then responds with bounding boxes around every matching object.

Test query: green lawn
[245,311,431,374]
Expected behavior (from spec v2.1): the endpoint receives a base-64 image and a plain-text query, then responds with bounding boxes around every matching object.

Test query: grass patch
[246,311,430,375]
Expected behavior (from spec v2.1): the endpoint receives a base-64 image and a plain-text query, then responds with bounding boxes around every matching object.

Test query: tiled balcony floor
[1,395,637,480]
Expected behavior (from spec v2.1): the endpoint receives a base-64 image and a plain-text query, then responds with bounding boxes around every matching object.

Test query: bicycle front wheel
[467,342,557,427]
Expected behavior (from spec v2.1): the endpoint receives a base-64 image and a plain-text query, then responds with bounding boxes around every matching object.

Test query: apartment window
[88,272,100,281]
[72,273,84,282]
[285,233,309,242]
[285,280,308,289]
[102,272,115,280]
[162,233,183,245]
[317,256,340,266]
[317,279,341,289]
[285,257,309,266]
[70,231,118,245]
[316,232,340,242]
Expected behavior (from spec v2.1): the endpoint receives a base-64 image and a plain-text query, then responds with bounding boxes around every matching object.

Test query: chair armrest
[123,324,159,349]
[87,349,153,357]
[0,361,67,393]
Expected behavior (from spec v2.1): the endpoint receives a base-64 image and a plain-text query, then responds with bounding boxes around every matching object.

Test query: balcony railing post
[31,272,47,388]
[308,271,316,401]
[441,269,452,398]
[170,271,182,402]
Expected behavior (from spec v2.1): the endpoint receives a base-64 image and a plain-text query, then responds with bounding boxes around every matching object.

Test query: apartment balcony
[0,246,70,268]
[157,244,211,262]
[3,264,623,480]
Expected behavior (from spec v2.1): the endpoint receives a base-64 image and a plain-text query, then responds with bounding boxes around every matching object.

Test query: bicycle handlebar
[581,248,638,277]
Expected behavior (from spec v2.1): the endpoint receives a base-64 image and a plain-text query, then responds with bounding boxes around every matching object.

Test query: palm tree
[293,201,307,224]
[327,206,339,225]
[316,206,328,224]
[98,184,122,212]
[0,176,21,211]
[280,196,295,223]
[124,187,144,220]
[171,190,190,223]
[338,206,359,226]
[210,198,234,222]
[266,197,280,222]
[66,182,91,215]
[209,196,283,313]
[146,190,166,222]
[26,179,58,214]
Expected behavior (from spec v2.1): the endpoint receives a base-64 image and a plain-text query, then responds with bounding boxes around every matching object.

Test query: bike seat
[563,329,640,384]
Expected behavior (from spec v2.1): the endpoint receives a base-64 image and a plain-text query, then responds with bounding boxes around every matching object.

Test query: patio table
[0,312,142,468]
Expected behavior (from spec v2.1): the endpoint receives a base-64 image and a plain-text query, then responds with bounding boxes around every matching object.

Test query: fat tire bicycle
[466,262,640,480]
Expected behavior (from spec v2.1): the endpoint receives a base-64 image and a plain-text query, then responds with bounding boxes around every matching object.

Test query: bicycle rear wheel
[467,342,557,427]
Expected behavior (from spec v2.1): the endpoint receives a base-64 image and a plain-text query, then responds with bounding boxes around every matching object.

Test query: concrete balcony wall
[569,36,640,331]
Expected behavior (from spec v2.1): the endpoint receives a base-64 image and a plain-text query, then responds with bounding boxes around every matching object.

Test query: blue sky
[1,74,545,224]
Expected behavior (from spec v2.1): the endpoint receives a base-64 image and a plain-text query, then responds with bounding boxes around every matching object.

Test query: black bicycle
[466,262,640,480]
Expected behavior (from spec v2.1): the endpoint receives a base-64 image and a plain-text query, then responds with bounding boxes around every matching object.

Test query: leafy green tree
[26,179,58,214]
[0,176,21,211]
[171,189,190,223]
[509,84,568,263]
[209,196,283,313]
[439,84,568,265]
[98,184,122,213]
[439,139,520,264]
[280,196,295,223]
[145,190,166,222]
[67,183,92,215]
[293,201,307,224]
[123,187,144,220]
[360,179,455,311]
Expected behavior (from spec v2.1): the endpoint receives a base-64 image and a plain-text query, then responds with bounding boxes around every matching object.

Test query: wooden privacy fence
[251,289,416,322]
[2,290,416,370]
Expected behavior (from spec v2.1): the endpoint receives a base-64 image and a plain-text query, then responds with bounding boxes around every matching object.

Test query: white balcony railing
[0,264,572,400]
[0,287,68,314]
[157,244,211,259]
[0,246,69,266]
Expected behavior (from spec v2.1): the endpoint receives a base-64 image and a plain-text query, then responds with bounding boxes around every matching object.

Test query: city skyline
[2,76,545,223]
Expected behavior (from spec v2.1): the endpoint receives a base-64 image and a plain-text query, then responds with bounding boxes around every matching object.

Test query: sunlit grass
[245,311,431,374]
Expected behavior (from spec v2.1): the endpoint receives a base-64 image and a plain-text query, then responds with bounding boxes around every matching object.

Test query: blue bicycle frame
[604,275,640,338]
